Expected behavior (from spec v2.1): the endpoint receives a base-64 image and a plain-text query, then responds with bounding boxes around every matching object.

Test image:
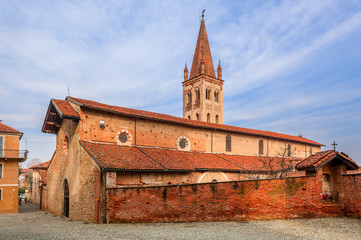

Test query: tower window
[259,140,264,155]
[287,144,292,157]
[187,92,192,104]
[226,135,231,152]
[215,115,219,124]
[214,91,219,102]
[207,113,210,122]
[188,116,191,119]
[196,113,200,120]
[195,89,200,101]
[206,89,211,100]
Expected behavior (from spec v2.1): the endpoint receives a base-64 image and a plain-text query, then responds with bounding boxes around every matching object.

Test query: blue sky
[1,0,361,165]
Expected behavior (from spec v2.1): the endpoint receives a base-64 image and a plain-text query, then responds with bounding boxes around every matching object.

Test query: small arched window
[214,92,219,102]
[188,115,191,119]
[207,113,210,122]
[226,135,231,152]
[187,92,192,104]
[259,140,264,155]
[206,89,211,100]
[196,113,200,120]
[215,115,219,124]
[195,89,200,101]
[287,144,292,157]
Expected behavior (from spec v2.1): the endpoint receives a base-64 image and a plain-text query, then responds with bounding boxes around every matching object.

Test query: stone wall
[343,173,361,218]
[106,176,331,223]
[46,119,102,223]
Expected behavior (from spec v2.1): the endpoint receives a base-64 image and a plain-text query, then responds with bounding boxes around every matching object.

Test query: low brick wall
[106,176,329,223]
[343,174,361,218]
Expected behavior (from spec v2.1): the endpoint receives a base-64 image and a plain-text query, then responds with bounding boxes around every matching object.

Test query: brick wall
[343,174,361,218]
[106,176,330,223]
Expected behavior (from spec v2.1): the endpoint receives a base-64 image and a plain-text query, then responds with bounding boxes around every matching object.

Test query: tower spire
[189,10,215,79]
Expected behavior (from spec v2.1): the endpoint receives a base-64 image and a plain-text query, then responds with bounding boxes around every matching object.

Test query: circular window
[179,139,187,149]
[177,136,190,151]
[116,130,132,145]
[119,133,128,143]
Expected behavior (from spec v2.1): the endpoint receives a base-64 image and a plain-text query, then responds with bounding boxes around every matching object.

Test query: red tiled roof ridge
[52,99,80,119]
[68,96,323,146]
[29,160,51,169]
[0,122,21,133]
[81,140,299,161]
[80,140,300,172]
[296,150,359,170]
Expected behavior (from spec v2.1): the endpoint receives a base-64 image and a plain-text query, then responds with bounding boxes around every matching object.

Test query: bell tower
[183,10,223,124]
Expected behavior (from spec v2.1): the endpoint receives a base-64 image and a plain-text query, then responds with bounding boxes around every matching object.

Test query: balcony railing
[0,149,28,160]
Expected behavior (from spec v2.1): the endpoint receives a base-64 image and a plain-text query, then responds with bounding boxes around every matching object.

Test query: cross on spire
[331,141,337,151]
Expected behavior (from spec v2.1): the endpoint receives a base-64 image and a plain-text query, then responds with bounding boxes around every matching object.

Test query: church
[41,13,360,223]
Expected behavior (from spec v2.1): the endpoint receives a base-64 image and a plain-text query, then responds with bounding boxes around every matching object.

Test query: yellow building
[0,122,27,213]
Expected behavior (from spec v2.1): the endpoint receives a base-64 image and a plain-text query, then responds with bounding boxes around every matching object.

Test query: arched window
[188,115,191,119]
[195,89,200,101]
[206,89,211,100]
[226,135,231,152]
[215,115,219,124]
[287,144,292,157]
[259,140,264,155]
[196,113,200,120]
[207,113,210,122]
[187,92,192,104]
[214,91,219,102]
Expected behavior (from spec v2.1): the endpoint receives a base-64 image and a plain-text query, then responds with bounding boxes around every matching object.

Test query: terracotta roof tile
[52,99,79,119]
[30,160,50,169]
[80,140,298,172]
[139,147,240,171]
[296,150,359,170]
[68,97,322,146]
[216,154,296,171]
[80,141,165,170]
[0,122,20,133]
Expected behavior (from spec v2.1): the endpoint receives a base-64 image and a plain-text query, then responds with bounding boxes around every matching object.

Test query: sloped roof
[68,97,322,146]
[0,122,21,133]
[52,99,80,119]
[189,16,216,79]
[30,160,51,169]
[296,150,359,171]
[80,140,296,172]
[42,99,80,134]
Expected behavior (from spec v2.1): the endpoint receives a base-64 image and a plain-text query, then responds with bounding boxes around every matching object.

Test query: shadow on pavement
[19,203,41,213]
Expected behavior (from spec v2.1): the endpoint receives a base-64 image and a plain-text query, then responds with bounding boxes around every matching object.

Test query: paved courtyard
[1,203,360,240]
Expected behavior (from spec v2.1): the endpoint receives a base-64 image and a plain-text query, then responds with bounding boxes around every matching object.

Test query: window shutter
[0,136,3,157]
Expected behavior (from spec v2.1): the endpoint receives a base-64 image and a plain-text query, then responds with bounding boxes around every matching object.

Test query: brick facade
[343,173,361,218]
[106,176,326,223]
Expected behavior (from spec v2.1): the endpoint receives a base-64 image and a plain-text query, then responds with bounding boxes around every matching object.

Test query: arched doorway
[63,179,69,217]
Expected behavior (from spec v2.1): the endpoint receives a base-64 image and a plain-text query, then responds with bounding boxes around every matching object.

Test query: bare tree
[255,144,297,178]
[26,158,41,168]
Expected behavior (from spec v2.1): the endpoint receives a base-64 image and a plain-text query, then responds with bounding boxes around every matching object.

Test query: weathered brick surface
[343,174,361,218]
[106,176,336,223]
[46,119,102,223]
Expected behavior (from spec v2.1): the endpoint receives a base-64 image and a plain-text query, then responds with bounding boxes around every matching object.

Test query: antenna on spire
[202,9,205,20]
[67,85,70,96]
[218,59,221,65]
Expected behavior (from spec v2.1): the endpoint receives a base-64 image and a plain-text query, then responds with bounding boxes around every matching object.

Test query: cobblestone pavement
[1,203,360,240]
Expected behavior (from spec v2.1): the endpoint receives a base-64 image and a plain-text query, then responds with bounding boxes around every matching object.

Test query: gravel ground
[1,203,360,240]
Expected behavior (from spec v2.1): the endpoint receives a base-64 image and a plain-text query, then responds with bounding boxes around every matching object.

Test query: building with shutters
[0,122,27,213]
